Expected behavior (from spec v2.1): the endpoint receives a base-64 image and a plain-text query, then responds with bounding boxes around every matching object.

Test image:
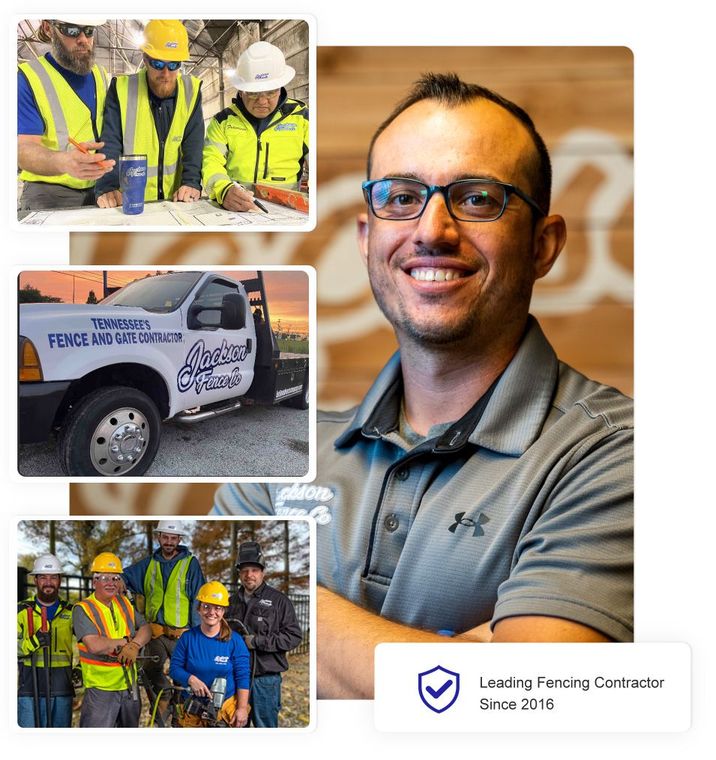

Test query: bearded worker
[95,19,203,208]
[17,18,114,210]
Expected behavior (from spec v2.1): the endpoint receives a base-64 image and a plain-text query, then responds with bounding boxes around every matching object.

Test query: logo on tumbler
[125,166,146,178]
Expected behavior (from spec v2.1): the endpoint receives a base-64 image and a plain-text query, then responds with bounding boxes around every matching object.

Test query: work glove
[117,640,140,666]
[31,631,51,650]
[242,634,255,650]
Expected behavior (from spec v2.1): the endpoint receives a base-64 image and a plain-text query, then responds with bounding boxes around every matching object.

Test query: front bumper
[18,381,71,444]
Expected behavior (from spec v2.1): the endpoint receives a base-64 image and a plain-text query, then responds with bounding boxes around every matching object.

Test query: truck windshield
[100,272,203,313]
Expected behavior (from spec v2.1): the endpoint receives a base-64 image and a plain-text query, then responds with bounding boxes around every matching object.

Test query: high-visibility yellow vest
[203,98,308,204]
[143,556,192,627]
[18,56,108,189]
[17,597,73,669]
[75,593,137,691]
[115,70,201,201]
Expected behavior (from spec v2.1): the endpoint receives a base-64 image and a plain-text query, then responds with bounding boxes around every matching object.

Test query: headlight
[19,337,43,382]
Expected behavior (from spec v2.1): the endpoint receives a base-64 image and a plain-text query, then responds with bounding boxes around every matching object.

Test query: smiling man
[17,555,74,727]
[214,73,633,698]
[122,520,205,714]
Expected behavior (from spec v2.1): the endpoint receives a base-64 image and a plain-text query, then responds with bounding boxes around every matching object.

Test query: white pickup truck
[19,271,309,476]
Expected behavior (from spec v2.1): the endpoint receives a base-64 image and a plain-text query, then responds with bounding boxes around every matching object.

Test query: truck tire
[59,386,161,476]
[284,373,309,410]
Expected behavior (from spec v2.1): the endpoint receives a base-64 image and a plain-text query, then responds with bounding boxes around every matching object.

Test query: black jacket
[227,582,302,676]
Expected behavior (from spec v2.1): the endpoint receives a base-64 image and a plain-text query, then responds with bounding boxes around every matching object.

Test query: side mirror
[221,293,246,330]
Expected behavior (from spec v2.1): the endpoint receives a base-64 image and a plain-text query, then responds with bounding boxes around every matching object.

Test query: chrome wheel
[89,407,149,475]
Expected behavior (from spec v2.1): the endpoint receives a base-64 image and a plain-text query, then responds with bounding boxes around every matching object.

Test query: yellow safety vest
[18,56,108,189]
[115,70,201,201]
[17,597,73,669]
[75,593,137,691]
[143,556,192,627]
[203,98,309,204]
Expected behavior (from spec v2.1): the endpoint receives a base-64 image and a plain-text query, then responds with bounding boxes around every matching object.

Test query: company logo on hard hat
[40,562,53,570]
[166,41,178,48]
[210,592,221,600]
[255,72,270,80]
[108,561,118,568]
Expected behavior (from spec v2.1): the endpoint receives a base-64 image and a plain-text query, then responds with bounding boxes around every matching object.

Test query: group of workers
[17,522,303,728]
[18,18,309,212]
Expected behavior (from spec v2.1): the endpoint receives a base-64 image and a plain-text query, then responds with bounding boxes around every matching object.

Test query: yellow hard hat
[196,581,229,607]
[90,552,123,574]
[140,20,190,62]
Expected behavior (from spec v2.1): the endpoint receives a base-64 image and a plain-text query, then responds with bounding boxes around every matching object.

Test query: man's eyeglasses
[147,57,182,72]
[244,89,280,101]
[52,21,97,38]
[362,177,545,222]
[94,574,121,584]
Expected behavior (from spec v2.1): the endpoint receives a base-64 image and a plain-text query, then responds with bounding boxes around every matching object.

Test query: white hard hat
[30,554,63,575]
[154,520,185,537]
[54,18,107,26]
[230,41,295,92]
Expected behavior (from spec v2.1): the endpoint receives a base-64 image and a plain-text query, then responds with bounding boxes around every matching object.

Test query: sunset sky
[19,270,309,335]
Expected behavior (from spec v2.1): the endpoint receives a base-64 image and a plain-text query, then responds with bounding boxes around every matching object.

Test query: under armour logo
[448,511,489,537]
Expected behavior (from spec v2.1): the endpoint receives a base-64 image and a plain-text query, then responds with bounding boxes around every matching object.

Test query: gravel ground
[18,402,309,478]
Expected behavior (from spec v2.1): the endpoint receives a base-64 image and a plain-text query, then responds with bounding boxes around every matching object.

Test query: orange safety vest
[75,593,137,691]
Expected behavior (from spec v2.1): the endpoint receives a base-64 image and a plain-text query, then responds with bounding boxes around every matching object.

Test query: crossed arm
[317,586,609,699]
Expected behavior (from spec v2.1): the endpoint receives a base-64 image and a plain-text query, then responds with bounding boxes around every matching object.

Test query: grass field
[277,339,309,354]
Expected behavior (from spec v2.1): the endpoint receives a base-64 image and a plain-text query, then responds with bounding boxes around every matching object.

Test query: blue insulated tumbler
[119,155,148,215]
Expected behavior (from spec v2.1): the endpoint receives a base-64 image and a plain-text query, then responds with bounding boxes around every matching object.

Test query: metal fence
[18,568,310,656]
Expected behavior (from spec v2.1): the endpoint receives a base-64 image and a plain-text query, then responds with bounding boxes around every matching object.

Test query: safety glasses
[147,57,182,72]
[52,21,97,38]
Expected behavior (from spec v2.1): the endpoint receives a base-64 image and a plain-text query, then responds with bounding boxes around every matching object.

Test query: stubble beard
[51,32,94,76]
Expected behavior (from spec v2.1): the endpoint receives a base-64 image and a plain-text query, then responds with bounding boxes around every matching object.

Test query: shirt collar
[334,316,558,456]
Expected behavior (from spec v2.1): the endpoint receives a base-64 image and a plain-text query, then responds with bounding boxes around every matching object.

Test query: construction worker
[202,41,309,212]
[169,581,250,727]
[95,19,204,208]
[17,18,114,211]
[122,520,205,705]
[227,541,302,727]
[72,552,151,727]
[17,554,74,728]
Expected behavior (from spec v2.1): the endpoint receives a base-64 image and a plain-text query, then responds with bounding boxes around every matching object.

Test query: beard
[51,32,94,75]
[36,586,59,604]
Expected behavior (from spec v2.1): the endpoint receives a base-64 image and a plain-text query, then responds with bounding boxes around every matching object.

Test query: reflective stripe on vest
[205,100,306,194]
[18,57,108,189]
[76,594,136,690]
[17,599,73,668]
[116,71,200,201]
[143,555,192,627]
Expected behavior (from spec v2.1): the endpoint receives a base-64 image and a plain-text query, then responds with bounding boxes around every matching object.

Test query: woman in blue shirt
[169,581,250,727]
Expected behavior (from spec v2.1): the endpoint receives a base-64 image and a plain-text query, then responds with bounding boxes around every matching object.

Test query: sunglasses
[52,21,97,38]
[147,57,182,72]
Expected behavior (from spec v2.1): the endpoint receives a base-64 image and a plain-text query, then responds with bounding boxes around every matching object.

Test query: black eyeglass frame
[361,177,546,222]
[51,21,97,38]
[146,56,182,72]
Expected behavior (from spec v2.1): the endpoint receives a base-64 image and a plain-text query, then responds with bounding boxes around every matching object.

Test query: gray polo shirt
[214,317,633,641]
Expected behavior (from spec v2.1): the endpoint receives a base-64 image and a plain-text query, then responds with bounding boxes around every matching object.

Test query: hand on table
[222,185,259,212]
[97,190,123,208]
[172,185,201,202]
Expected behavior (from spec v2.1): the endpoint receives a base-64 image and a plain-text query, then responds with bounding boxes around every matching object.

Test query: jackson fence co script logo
[177,338,248,394]
[274,483,335,524]
[124,166,146,178]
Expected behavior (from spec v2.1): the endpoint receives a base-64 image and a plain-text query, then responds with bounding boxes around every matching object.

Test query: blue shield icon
[418,665,460,713]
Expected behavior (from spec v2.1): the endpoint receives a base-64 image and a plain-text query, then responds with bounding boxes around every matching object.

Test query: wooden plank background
[71,46,632,516]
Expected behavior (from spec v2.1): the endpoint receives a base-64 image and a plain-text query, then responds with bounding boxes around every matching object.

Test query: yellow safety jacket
[143,556,192,628]
[74,593,137,691]
[17,597,73,668]
[203,97,309,204]
[115,70,201,201]
[18,56,108,189]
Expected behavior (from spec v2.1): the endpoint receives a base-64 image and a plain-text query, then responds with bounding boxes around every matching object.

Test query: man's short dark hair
[367,72,552,215]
